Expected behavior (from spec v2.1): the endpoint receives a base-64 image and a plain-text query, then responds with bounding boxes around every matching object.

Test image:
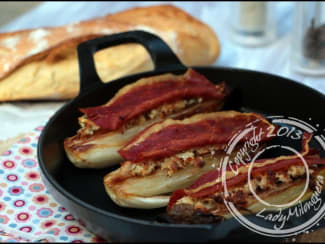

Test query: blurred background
[1,2,323,79]
[0,1,40,27]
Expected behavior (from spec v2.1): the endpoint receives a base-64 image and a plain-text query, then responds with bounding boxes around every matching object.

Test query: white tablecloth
[0,1,324,141]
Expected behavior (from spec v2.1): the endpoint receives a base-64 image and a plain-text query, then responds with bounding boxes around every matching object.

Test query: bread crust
[0,5,220,101]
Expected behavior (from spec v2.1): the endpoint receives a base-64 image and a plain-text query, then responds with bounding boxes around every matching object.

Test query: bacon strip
[168,133,325,210]
[80,69,227,131]
[119,111,275,162]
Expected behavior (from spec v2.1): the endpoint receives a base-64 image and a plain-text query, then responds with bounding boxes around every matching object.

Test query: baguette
[0,5,220,101]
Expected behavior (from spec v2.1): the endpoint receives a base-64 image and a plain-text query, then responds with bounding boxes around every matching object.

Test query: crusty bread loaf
[0,5,220,101]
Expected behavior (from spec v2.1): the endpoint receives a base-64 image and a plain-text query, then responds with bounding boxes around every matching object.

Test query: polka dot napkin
[0,126,106,243]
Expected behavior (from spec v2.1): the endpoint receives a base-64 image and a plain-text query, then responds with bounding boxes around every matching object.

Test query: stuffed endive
[104,111,276,209]
[64,69,229,168]
[167,133,325,224]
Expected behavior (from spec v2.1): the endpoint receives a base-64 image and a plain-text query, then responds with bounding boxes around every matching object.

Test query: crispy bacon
[167,133,325,210]
[119,111,275,162]
[80,69,227,131]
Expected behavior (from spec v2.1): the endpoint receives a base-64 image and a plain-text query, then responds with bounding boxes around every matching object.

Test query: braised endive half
[64,69,229,168]
[167,133,325,224]
[104,111,276,209]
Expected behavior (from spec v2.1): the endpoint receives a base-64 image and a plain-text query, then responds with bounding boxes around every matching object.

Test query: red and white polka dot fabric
[0,126,106,242]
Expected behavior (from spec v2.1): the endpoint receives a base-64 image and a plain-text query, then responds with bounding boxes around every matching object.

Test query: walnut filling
[175,164,320,216]
[128,144,227,177]
[78,116,100,136]
[78,98,203,136]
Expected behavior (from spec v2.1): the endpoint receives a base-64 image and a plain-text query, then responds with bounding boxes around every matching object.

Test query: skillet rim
[37,65,325,230]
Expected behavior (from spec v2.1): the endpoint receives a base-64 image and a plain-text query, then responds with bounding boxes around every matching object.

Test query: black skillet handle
[77,30,187,95]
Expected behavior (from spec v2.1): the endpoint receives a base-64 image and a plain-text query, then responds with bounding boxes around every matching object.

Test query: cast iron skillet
[38,31,325,242]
